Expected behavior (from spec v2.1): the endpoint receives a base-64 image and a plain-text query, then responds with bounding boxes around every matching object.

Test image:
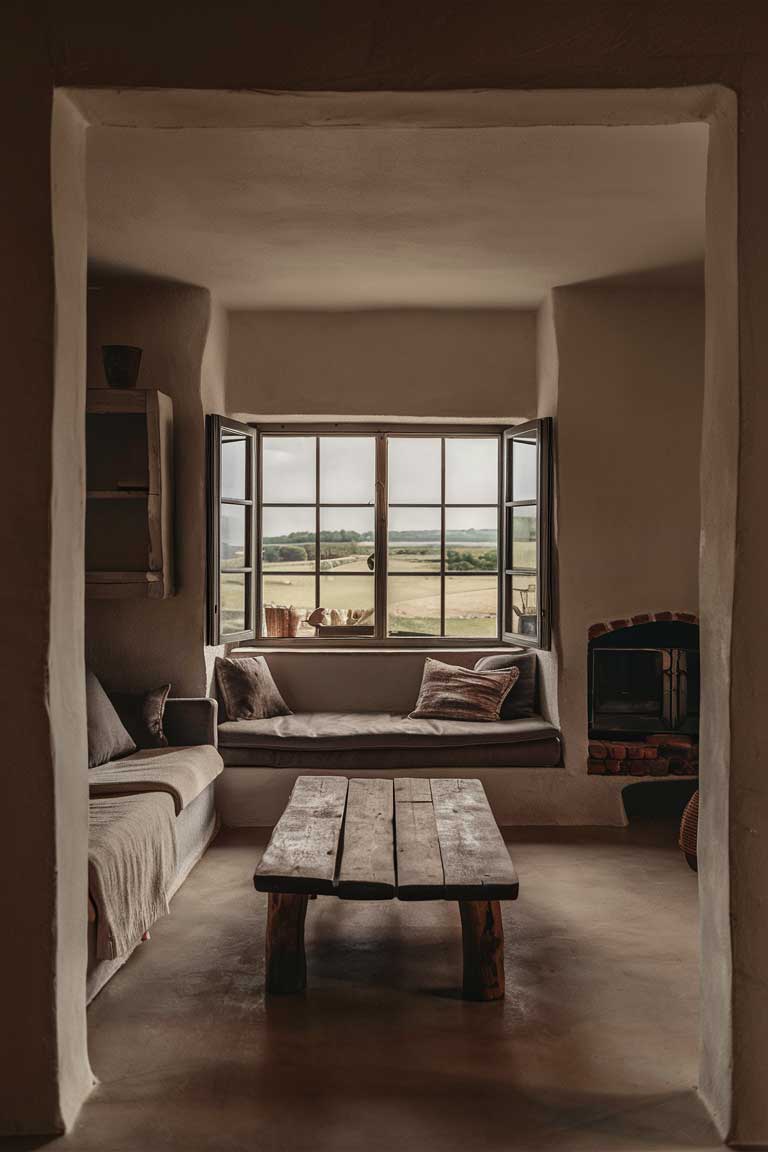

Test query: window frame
[502,418,553,650]
[206,415,257,645]
[206,420,552,650]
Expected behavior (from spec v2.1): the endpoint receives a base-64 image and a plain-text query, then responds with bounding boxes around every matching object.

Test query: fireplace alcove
[587,614,700,777]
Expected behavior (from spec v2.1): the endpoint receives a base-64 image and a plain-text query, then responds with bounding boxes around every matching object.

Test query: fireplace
[587,613,699,777]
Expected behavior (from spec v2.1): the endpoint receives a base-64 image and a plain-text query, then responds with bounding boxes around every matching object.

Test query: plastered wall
[227,308,537,420]
[85,281,212,697]
[552,285,704,782]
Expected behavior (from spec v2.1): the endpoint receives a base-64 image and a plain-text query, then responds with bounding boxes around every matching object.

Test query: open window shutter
[206,416,257,645]
[502,417,553,650]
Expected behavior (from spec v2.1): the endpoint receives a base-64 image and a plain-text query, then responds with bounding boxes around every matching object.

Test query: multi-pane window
[386,436,499,638]
[207,421,551,648]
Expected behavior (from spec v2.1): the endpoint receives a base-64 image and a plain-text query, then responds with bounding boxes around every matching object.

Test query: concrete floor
[12,823,720,1152]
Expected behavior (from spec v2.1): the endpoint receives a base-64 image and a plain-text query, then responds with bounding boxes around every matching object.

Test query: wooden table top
[253,776,519,902]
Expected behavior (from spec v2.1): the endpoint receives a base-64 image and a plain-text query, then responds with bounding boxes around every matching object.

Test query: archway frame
[53,85,738,1137]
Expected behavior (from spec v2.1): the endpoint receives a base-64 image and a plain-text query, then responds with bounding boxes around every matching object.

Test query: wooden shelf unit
[85,388,174,599]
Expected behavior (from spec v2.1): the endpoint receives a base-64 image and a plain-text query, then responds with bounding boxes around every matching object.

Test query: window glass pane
[387,575,441,636]
[319,507,375,572]
[508,505,537,570]
[318,575,375,628]
[388,507,441,570]
[262,436,316,503]
[511,434,537,502]
[445,575,498,637]
[221,433,247,500]
[320,437,375,504]
[221,573,246,635]
[445,507,497,572]
[445,438,497,504]
[262,506,315,569]
[221,504,247,570]
[388,438,441,504]
[505,574,538,639]
[262,572,316,637]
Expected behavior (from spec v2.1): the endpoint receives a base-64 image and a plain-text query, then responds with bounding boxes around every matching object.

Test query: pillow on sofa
[474,653,537,719]
[409,658,520,723]
[215,656,292,721]
[109,684,171,749]
[86,670,136,768]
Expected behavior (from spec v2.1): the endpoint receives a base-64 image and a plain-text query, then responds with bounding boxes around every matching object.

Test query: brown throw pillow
[109,685,171,749]
[215,656,292,721]
[410,658,520,722]
[474,653,536,719]
[86,670,136,768]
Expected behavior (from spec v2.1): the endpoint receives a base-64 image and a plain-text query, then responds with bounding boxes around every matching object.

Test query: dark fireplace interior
[587,618,699,777]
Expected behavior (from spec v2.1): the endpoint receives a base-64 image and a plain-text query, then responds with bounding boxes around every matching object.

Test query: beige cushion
[410,658,520,722]
[88,745,223,814]
[218,711,558,750]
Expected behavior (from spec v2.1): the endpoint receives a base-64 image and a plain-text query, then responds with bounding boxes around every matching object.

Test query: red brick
[677,612,698,623]
[649,758,670,776]
[588,759,607,775]
[609,618,630,631]
[588,622,609,640]
[631,613,652,625]
[655,611,674,621]
[606,743,627,760]
[629,760,649,776]
[588,741,608,759]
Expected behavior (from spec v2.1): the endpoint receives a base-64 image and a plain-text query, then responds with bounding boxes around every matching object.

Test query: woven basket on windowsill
[264,604,302,638]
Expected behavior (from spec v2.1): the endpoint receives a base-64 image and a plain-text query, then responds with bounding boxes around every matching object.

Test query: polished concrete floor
[19,823,720,1151]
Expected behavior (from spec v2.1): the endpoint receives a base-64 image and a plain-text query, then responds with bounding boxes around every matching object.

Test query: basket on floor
[679,789,699,872]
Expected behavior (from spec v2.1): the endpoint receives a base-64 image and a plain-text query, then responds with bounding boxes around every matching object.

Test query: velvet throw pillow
[109,684,171,749]
[410,658,520,723]
[86,670,137,769]
[215,656,292,722]
[474,653,537,719]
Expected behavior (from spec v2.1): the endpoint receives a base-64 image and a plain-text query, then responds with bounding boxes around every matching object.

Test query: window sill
[230,644,527,656]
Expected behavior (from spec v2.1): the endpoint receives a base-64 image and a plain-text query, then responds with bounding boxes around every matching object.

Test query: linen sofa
[214,649,561,826]
[87,697,222,1002]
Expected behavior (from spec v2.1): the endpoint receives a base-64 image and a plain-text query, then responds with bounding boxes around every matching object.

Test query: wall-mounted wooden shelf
[85,389,174,599]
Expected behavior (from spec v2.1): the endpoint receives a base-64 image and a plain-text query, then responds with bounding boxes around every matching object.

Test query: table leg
[459,900,505,1001]
[265,892,309,994]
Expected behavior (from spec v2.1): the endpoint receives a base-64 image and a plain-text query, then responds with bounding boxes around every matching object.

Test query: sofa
[214,648,561,826]
[87,697,222,1002]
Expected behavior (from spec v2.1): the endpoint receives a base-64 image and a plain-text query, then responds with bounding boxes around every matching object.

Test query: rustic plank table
[253,776,519,1001]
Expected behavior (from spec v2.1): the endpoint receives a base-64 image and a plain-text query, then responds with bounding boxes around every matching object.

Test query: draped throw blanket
[88,793,177,960]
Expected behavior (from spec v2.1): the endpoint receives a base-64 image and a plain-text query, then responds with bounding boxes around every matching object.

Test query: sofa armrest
[163,698,218,749]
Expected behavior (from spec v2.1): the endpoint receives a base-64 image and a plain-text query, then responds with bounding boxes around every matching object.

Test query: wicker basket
[679,789,699,871]
[264,604,302,638]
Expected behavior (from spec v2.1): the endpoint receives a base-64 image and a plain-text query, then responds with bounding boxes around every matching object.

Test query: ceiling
[87,122,707,309]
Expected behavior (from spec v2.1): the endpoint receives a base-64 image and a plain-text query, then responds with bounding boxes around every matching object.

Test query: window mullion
[440,437,446,637]
[314,437,320,618]
[375,433,388,639]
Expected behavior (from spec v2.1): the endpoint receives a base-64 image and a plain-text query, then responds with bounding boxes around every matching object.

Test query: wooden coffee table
[253,775,519,1001]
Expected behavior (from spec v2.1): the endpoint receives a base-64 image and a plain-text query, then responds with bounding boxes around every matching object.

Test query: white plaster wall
[553,284,704,790]
[227,308,537,420]
[201,299,230,691]
[85,281,211,697]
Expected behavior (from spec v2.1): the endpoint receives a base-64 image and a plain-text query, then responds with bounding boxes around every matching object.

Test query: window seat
[218,711,561,769]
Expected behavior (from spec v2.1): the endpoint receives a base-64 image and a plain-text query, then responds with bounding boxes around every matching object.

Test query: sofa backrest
[220,648,540,716]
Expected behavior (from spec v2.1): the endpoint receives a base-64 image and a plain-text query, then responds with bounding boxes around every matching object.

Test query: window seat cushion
[217,711,561,769]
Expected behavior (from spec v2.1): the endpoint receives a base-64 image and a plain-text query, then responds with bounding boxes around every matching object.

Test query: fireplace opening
[587,615,699,777]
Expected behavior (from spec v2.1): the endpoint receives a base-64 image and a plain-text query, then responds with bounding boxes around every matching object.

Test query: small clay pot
[102,345,142,389]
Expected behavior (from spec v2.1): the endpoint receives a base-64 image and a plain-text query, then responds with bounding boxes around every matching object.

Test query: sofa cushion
[219,739,561,770]
[86,670,136,769]
[88,744,223,815]
[218,710,558,750]
[410,657,520,722]
[474,652,537,719]
[215,655,291,721]
[109,684,171,749]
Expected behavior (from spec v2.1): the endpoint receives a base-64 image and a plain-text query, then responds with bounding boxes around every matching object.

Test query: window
[207,421,552,648]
